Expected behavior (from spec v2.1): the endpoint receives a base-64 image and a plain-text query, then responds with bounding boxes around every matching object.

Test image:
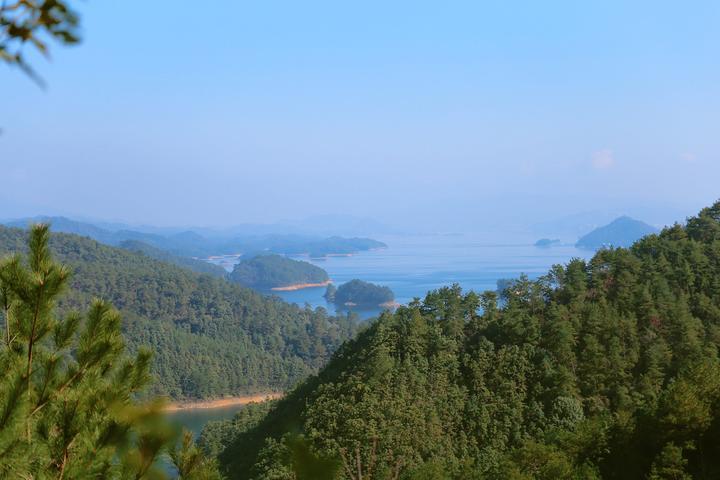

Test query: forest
[119,239,228,277]
[204,201,720,479]
[229,254,329,290]
[331,279,396,308]
[0,226,356,400]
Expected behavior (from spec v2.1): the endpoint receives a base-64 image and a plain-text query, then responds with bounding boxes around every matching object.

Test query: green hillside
[0,226,356,400]
[119,239,228,277]
[332,279,395,308]
[576,215,659,249]
[229,254,329,290]
[210,201,720,479]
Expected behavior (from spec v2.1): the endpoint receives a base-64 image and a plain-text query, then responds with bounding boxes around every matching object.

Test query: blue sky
[2,0,719,230]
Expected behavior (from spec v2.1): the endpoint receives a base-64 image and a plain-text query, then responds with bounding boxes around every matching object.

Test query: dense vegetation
[120,239,228,278]
[208,202,720,479]
[576,216,658,249]
[229,255,329,290]
[5,216,386,258]
[332,279,395,308]
[0,225,221,479]
[0,225,356,400]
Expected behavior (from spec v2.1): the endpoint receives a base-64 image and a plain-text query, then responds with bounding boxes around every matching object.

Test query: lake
[208,233,594,318]
[166,404,243,437]
[161,405,246,474]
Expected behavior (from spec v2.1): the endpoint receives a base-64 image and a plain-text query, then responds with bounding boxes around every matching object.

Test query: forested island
[327,279,396,308]
[534,238,561,247]
[575,215,658,249]
[201,201,720,479]
[0,226,356,400]
[228,254,330,290]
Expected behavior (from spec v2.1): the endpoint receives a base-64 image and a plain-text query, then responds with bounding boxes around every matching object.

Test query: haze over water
[211,233,595,318]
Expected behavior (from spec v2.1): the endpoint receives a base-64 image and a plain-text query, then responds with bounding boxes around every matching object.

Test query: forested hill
[331,279,395,308]
[229,254,329,290]
[0,226,356,400]
[119,239,228,277]
[576,215,658,249]
[210,201,720,479]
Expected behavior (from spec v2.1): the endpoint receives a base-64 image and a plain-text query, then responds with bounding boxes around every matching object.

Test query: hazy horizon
[3,1,719,231]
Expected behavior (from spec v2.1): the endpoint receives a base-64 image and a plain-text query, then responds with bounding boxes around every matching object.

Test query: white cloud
[591,149,615,170]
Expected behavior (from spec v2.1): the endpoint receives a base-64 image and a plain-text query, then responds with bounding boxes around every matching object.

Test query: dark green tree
[0,224,218,478]
[209,200,720,480]
[171,430,224,480]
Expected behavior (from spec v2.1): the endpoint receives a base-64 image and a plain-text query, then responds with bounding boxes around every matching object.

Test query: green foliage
[229,254,329,290]
[0,225,357,400]
[171,430,224,480]
[120,240,228,278]
[198,401,276,459]
[333,279,395,308]
[0,0,80,84]
[0,224,176,478]
[211,201,720,479]
[324,284,337,303]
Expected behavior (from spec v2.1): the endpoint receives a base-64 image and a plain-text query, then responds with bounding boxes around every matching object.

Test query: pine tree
[170,430,224,480]
[0,224,220,479]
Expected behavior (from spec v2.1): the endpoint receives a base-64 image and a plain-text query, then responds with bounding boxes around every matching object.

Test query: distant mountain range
[530,207,684,239]
[3,216,387,259]
[575,216,659,249]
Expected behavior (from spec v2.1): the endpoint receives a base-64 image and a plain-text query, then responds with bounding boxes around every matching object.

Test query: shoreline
[164,392,283,412]
[271,280,332,291]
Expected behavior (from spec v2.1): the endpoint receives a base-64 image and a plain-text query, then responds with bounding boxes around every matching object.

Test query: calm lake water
[162,405,246,474]
[167,404,243,437]
[209,233,594,319]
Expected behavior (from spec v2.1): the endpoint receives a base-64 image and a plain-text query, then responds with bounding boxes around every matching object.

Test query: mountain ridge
[575,215,659,249]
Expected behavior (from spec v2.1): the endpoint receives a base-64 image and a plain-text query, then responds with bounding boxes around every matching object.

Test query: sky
[2,0,719,231]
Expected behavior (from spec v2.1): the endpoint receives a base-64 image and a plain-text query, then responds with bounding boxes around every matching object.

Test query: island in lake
[228,254,330,290]
[576,216,659,249]
[327,279,396,309]
[534,238,561,248]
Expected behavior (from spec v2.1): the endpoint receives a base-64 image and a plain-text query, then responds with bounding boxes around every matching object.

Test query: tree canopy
[229,254,329,290]
[333,279,395,308]
[209,201,720,479]
[0,224,170,477]
[0,225,357,400]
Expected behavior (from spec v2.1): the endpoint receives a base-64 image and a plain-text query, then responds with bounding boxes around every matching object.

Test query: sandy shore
[271,280,332,291]
[164,392,283,411]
